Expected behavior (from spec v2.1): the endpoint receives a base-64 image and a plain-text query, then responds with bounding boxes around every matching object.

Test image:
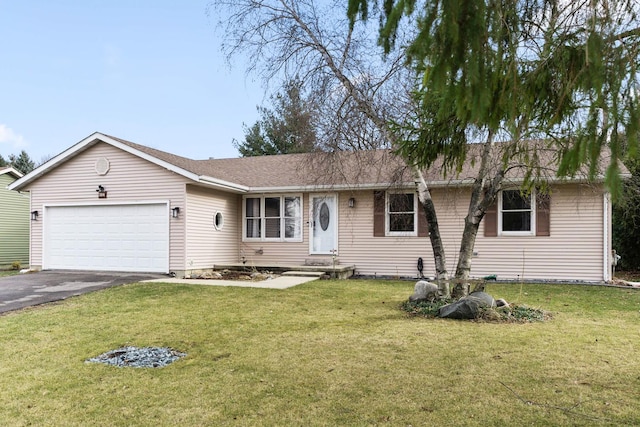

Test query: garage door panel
[44,204,169,273]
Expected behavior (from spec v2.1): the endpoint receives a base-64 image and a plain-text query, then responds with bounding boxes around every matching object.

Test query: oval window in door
[319,202,330,231]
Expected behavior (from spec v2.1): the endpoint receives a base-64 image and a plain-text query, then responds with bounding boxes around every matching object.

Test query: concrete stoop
[213,263,355,280]
[282,271,325,278]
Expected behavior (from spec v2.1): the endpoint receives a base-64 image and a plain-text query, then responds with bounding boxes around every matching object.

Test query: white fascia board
[7,132,103,191]
[198,175,249,193]
[246,174,608,194]
[8,132,202,191]
[0,167,23,179]
[247,182,417,193]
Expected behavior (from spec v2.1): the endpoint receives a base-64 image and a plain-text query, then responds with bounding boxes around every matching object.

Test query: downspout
[603,192,611,282]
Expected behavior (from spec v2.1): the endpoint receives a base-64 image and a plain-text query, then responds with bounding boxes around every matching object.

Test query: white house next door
[310,195,337,254]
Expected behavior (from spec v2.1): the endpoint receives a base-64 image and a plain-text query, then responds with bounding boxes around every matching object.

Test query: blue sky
[0,0,265,163]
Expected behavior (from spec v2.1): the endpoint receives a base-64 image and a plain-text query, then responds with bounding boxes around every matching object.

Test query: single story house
[0,166,30,268]
[8,132,621,282]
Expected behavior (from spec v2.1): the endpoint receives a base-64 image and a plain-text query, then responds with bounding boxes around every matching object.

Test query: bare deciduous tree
[209,0,633,297]
[209,0,452,294]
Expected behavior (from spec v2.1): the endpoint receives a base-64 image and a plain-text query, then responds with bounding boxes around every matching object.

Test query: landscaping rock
[437,291,496,319]
[469,291,496,308]
[409,280,439,302]
[251,272,268,281]
[86,346,186,368]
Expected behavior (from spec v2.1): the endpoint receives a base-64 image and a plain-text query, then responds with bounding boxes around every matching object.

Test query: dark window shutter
[373,191,385,237]
[536,193,551,236]
[484,201,498,237]
[417,201,429,237]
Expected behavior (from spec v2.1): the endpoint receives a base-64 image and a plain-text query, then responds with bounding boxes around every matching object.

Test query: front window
[243,195,302,241]
[284,196,302,239]
[264,197,281,238]
[387,192,417,235]
[245,198,261,238]
[500,190,534,234]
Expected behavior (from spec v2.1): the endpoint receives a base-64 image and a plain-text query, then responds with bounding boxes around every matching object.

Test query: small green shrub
[400,299,452,317]
[11,261,21,271]
[478,304,549,323]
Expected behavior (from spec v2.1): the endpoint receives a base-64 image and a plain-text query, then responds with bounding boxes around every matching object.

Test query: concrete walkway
[143,275,319,289]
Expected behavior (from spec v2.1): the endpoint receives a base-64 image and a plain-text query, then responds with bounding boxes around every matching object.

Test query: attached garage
[43,203,169,273]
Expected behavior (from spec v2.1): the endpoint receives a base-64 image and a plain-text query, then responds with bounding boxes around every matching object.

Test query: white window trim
[385,191,418,237]
[498,189,536,236]
[242,194,303,242]
[213,211,224,231]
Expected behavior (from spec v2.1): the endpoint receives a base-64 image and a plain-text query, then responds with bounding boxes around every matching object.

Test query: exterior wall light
[31,210,39,221]
[348,197,356,208]
[96,185,107,198]
[171,207,180,218]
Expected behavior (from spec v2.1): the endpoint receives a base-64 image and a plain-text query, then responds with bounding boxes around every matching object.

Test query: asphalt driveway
[0,270,166,314]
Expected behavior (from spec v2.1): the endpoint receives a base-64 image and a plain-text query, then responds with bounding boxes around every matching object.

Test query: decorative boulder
[409,280,439,302]
[437,291,496,319]
[468,291,496,308]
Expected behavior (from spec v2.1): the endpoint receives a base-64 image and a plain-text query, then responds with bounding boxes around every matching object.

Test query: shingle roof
[9,132,627,193]
[110,134,626,189]
[109,133,411,188]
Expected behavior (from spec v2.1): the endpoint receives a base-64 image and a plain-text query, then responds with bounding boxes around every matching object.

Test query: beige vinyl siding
[185,185,239,269]
[236,194,310,266]
[226,184,606,281]
[335,185,607,282]
[24,142,188,272]
[0,173,30,266]
[474,184,606,281]
[337,190,436,278]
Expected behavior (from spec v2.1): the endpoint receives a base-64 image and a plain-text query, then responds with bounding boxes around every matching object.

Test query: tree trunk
[452,140,503,299]
[415,168,450,298]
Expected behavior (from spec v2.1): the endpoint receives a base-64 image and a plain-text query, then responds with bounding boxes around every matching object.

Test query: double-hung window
[500,189,534,235]
[387,192,417,236]
[243,195,302,241]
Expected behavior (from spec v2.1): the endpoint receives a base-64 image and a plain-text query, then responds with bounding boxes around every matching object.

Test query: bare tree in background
[209,0,453,295]
[208,0,632,297]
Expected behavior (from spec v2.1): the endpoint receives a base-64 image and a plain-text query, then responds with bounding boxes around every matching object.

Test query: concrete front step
[214,263,355,279]
[282,271,325,278]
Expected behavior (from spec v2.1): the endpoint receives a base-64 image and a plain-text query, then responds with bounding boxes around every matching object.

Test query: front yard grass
[1,280,639,426]
[0,269,20,277]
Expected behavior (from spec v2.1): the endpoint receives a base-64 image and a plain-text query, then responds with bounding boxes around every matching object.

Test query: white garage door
[44,203,169,273]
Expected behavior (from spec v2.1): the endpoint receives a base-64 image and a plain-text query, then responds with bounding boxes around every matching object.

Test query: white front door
[310,195,337,254]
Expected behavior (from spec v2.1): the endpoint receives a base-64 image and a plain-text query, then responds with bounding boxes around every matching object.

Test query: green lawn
[1,280,639,426]
[0,269,20,277]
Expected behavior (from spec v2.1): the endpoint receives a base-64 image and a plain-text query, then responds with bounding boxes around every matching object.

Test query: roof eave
[245,174,612,193]
[198,176,249,193]
[8,132,203,191]
[0,166,23,181]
